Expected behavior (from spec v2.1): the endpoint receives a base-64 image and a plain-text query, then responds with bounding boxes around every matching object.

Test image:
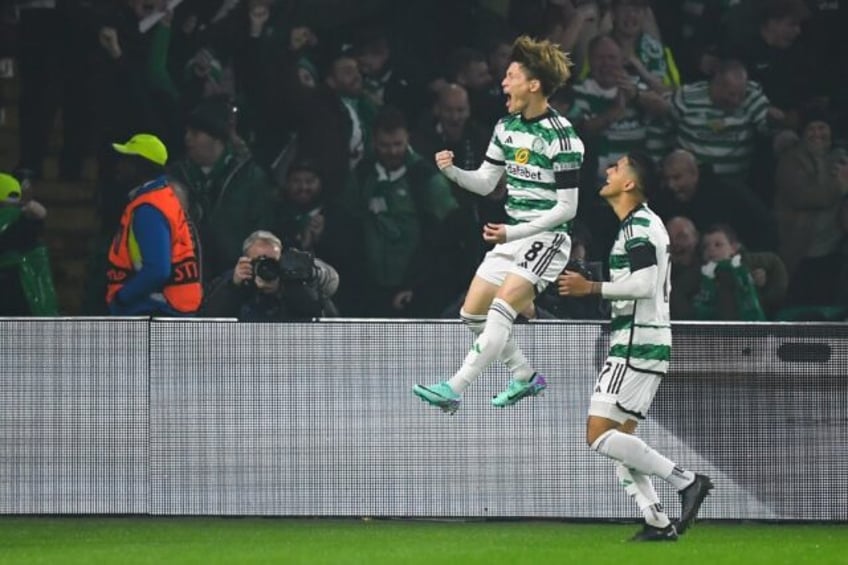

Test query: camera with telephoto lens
[251,249,315,283]
[278,247,315,282]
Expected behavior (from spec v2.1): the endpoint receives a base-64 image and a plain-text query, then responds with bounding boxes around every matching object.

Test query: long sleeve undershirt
[503,188,578,242]
[442,163,579,242]
[440,161,502,196]
[600,265,657,299]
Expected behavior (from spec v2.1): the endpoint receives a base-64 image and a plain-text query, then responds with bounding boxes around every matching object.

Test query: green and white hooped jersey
[486,109,584,233]
[670,80,770,177]
[608,205,671,374]
[568,78,647,184]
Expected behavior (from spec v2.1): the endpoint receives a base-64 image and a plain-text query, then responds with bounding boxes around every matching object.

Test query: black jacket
[203,272,328,321]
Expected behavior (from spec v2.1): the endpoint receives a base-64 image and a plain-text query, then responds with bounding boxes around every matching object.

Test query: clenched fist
[434,150,455,170]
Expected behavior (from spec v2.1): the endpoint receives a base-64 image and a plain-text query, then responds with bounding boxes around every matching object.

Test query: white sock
[668,465,697,492]
[616,462,670,528]
[592,430,695,490]
[448,299,516,393]
[460,310,534,381]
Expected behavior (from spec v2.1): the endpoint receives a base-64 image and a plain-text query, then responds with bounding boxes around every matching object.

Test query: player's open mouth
[505,94,511,108]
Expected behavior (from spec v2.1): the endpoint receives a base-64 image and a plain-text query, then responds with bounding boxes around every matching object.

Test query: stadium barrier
[1,318,845,521]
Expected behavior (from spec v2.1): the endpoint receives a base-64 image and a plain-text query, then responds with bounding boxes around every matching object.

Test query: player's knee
[460,308,486,335]
[489,297,519,322]
[588,428,616,453]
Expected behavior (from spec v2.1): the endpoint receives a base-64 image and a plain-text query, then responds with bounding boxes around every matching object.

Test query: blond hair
[510,35,573,96]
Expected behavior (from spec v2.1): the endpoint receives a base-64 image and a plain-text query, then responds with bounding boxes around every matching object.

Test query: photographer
[202,230,339,321]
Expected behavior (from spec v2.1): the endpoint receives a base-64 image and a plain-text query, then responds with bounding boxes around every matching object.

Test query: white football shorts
[588,358,663,423]
[475,231,571,294]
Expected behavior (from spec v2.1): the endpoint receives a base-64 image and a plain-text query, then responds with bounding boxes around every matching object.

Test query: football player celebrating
[413,36,583,412]
[559,152,713,541]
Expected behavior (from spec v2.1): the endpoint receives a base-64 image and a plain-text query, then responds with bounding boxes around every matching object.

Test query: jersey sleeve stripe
[624,236,652,249]
[549,114,571,151]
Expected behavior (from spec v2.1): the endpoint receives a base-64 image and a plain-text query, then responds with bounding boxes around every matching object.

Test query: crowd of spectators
[0,0,846,320]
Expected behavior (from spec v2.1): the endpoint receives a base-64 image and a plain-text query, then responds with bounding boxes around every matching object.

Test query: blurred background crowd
[0,0,845,321]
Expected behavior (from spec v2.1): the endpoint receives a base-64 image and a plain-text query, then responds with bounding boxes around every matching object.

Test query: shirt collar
[129,174,168,199]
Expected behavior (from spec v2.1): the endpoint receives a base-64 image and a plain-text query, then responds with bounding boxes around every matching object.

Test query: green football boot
[491,373,547,408]
[412,382,461,414]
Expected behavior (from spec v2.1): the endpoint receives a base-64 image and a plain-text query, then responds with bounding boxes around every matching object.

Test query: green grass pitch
[0,518,845,565]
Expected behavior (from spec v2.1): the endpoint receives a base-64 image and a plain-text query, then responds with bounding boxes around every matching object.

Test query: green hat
[112,133,169,166]
[0,173,22,202]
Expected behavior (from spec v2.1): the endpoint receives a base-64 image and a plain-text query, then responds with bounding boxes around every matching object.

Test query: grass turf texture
[0,518,844,565]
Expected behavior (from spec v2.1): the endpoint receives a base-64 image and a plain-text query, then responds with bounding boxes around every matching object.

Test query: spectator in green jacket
[170,94,274,278]
[341,106,458,317]
[326,50,379,171]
